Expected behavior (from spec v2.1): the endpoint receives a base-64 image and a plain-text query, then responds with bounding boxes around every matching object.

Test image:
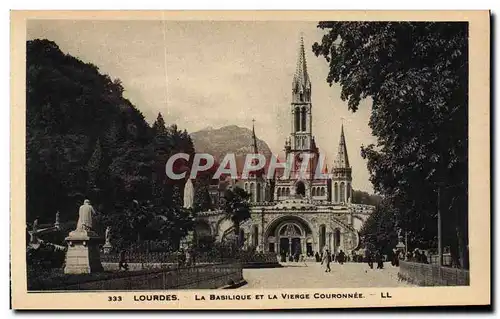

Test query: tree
[193,174,213,213]
[152,112,167,135]
[26,39,196,250]
[360,200,398,256]
[313,22,468,268]
[222,186,251,248]
[352,189,382,206]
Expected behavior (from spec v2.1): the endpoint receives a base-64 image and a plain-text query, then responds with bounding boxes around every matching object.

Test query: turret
[331,124,352,204]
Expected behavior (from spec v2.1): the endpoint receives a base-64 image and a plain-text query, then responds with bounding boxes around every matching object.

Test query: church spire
[292,35,311,103]
[250,119,264,179]
[335,123,350,168]
[252,119,258,154]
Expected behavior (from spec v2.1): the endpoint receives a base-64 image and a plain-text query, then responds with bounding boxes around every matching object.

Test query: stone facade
[198,37,374,257]
[198,200,370,256]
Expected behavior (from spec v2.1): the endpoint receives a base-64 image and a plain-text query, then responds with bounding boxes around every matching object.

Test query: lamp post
[437,186,443,267]
[405,230,408,257]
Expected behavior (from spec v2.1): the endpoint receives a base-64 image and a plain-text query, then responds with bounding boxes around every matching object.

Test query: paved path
[240,262,413,289]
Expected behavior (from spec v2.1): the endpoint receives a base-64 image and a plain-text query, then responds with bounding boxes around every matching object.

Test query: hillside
[190,125,273,171]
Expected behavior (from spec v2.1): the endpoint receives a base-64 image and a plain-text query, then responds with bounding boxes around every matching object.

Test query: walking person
[118,249,129,271]
[376,250,384,269]
[300,254,307,266]
[367,251,374,269]
[322,249,332,272]
[338,250,346,265]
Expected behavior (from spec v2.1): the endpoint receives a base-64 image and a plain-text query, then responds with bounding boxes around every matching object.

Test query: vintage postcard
[10,10,490,309]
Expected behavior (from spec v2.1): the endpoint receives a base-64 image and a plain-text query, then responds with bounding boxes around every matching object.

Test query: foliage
[26,39,196,250]
[27,244,66,270]
[352,189,382,206]
[313,22,468,268]
[359,201,398,256]
[222,186,251,247]
[193,174,213,213]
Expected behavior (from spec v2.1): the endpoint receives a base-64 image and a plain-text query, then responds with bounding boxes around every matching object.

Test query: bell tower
[289,36,313,152]
[331,124,353,204]
[284,36,319,180]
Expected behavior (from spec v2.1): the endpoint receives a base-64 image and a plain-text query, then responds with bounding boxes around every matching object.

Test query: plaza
[240,262,413,289]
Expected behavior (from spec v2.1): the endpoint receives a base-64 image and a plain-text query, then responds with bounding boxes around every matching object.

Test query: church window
[250,183,256,202]
[340,182,345,203]
[285,188,290,196]
[279,224,302,237]
[319,225,326,251]
[256,183,261,202]
[301,108,306,131]
[296,181,305,197]
[321,188,325,196]
[334,229,341,247]
[252,225,259,247]
[294,108,300,132]
[334,183,339,202]
[239,229,245,245]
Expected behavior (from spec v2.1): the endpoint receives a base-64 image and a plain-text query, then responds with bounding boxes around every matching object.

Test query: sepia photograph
[10,10,490,309]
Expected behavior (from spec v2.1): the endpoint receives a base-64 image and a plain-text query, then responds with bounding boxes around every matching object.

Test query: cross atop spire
[292,35,311,103]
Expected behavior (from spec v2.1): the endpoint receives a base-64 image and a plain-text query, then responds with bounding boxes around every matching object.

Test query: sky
[27,20,377,192]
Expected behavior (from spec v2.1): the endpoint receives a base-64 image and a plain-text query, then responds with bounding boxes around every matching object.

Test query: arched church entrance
[264,216,313,257]
[278,224,302,256]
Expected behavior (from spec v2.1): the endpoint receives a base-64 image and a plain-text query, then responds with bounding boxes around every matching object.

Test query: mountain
[190,125,273,171]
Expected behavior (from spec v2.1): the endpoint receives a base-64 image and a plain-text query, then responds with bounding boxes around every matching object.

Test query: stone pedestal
[103,242,113,254]
[64,230,104,274]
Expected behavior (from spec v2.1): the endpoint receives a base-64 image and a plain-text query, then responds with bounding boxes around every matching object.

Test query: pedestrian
[376,251,384,269]
[321,249,332,272]
[315,251,320,262]
[393,249,400,267]
[399,251,405,262]
[338,250,346,265]
[367,251,374,269]
[118,249,129,271]
[300,254,307,266]
[391,249,396,266]
[421,251,428,264]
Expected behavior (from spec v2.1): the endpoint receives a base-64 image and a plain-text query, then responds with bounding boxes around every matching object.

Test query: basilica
[197,37,374,257]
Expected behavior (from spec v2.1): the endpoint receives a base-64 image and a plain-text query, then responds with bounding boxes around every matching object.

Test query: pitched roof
[292,36,311,95]
[334,124,350,168]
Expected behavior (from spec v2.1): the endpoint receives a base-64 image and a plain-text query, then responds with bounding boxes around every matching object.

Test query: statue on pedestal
[76,199,95,232]
[55,211,60,229]
[395,228,406,254]
[183,179,194,209]
[64,199,103,274]
[105,226,111,244]
[103,226,113,254]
